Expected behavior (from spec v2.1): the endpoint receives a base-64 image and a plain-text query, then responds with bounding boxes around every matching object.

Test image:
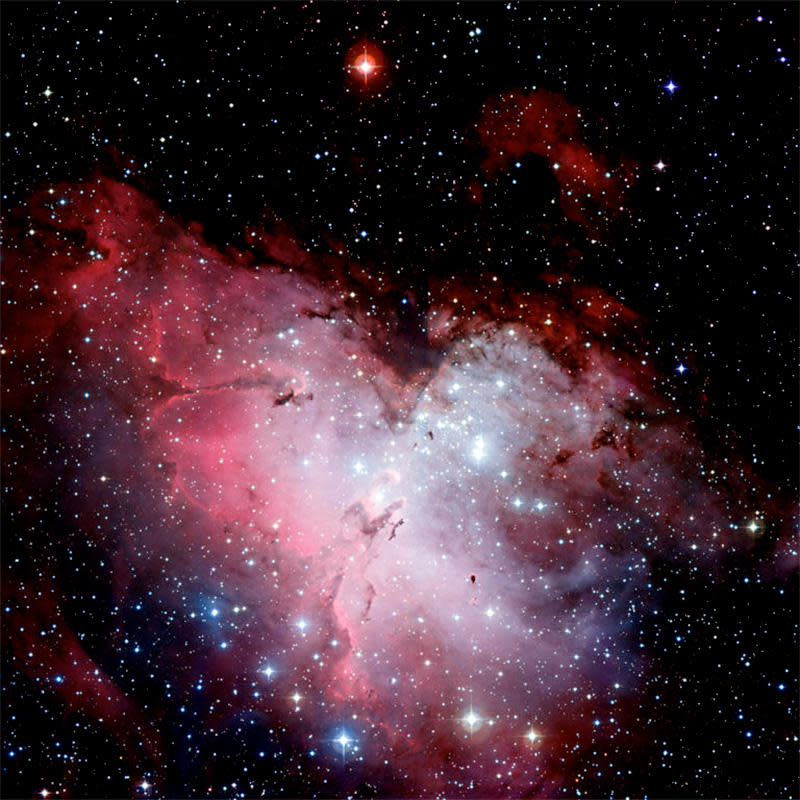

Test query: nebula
[3,167,793,797]
[475,89,636,233]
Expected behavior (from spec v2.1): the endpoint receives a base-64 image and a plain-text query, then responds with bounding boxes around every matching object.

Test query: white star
[462,709,482,730]
[747,520,762,534]
[336,732,351,748]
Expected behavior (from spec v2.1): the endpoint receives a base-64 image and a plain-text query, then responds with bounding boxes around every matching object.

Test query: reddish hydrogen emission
[3,85,794,797]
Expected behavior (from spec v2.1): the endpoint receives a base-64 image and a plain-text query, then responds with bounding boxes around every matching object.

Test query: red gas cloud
[476,89,636,235]
[5,582,163,774]
[2,175,792,796]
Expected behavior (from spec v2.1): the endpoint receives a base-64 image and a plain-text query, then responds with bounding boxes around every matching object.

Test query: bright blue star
[665,80,678,94]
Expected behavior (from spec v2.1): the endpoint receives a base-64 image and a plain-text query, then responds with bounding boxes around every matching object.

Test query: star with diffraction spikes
[354,49,376,82]
[346,41,385,89]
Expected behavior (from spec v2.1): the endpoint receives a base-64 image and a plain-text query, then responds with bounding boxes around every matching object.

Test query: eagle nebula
[2,51,797,800]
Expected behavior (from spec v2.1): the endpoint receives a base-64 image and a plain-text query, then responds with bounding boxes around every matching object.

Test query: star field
[1,4,798,799]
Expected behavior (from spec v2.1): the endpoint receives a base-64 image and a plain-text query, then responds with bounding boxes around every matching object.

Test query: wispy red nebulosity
[476,89,636,234]
[5,583,163,772]
[2,174,791,796]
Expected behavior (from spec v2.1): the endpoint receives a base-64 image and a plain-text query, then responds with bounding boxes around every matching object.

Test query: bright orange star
[355,53,376,79]
[345,41,385,89]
